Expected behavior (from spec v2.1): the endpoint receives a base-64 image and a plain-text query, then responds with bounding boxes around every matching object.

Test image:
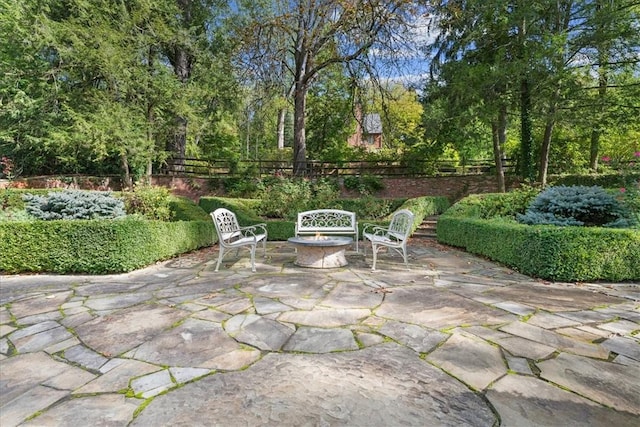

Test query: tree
[1,0,239,184]
[425,0,640,186]
[306,64,355,160]
[426,0,521,190]
[236,0,418,175]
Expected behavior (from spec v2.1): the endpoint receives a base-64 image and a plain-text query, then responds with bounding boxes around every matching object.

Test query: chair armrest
[239,223,267,238]
[362,223,388,236]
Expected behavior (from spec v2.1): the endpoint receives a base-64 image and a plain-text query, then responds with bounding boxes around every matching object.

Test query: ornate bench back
[297,209,356,233]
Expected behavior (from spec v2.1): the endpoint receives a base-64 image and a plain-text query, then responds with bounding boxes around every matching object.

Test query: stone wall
[369,175,521,201]
[3,174,521,202]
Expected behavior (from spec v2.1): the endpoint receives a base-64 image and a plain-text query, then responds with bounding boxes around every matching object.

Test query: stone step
[414,215,439,238]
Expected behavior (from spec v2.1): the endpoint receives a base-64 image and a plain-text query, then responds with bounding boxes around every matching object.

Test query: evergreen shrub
[121,185,173,221]
[343,175,385,194]
[0,218,213,274]
[169,196,210,221]
[517,185,634,228]
[438,192,640,281]
[256,177,340,219]
[23,190,125,220]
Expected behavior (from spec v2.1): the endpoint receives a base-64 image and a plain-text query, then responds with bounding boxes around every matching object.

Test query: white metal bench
[295,209,359,252]
[362,209,414,270]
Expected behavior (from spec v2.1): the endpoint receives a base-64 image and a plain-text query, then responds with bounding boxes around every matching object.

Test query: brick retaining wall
[3,175,521,202]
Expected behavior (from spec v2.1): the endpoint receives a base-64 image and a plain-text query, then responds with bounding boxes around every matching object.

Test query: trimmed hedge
[438,194,640,282]
[0,218,213,274]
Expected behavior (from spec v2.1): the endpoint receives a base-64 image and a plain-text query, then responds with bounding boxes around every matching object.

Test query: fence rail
[162,158,517,178]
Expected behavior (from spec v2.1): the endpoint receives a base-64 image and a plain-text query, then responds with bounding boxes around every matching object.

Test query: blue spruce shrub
[517,185,634,228]
[23,190,126,220]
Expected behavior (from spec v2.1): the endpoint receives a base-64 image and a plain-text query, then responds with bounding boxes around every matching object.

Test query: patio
[1,240,638,426]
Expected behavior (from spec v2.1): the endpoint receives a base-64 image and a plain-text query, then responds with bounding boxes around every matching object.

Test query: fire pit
[287,236,353,269]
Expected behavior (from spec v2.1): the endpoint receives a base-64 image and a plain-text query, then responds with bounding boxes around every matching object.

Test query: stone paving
[1,241,639,426]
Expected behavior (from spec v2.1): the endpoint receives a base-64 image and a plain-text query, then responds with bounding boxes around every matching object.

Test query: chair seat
[227,234,266,247]
[363,233,401,246]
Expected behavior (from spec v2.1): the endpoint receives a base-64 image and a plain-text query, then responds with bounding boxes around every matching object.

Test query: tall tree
[236,0,417,175]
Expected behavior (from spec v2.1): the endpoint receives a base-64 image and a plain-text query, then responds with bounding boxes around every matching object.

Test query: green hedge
[0,218,214,274]
[437,194,640,282]
[169,196,211,221]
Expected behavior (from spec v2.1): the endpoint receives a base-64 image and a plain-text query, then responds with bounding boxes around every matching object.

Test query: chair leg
[371,244,378,271]
[250,245,257,272]
[262,238,267,257]
[215,246,225,272]
[401,245,409,269]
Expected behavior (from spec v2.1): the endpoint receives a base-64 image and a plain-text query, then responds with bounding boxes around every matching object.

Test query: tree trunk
[277,108,286,150]
[293,82,308,176]
[167,0,193,173]
[492,105,507,193]
[520,78,535,182]
[539,84,560,186]
[168,48,190,173]
[145,47,155,184]
[589,129,601,171]
[121,153,132,190]
[589,49,608,170]
[538,117,554,187]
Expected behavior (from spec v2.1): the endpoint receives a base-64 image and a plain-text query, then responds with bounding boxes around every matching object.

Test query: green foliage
[222,177,261,198]
[339,197,403,220]
[1,188,47,210]
[0,217,213,274]
[256,178,311,219]
[438,194,640,281]
[475,186,542,219]
[169,196,210,222]
[517,185,634,228]
[121,186,173,221]
[256,178,340,219]
[0,209,32,221]
[23,190,125,220]
[550,173,640,188]
[343,175,385,195]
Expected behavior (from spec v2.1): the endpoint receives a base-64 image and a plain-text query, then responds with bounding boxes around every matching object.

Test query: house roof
[363,113,382,134]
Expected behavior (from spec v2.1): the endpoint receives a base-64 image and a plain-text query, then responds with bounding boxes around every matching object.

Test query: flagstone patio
[1,241,638,426]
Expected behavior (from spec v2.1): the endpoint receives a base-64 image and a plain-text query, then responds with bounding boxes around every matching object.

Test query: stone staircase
[413,215,439,239]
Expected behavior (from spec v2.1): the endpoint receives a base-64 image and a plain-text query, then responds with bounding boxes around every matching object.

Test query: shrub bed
[1,191,449,274]
[1,189,214,274]
[0,218,213,274]
[438,193,640,282]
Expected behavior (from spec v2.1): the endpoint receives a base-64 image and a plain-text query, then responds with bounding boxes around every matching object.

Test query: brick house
[347,111,383,150]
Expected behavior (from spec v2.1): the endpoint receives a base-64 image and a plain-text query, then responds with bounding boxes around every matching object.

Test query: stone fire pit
[287,236,353,269]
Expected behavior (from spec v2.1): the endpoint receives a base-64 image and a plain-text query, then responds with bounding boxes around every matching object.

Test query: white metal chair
[210,208,267,272]
[362,209,414,271]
